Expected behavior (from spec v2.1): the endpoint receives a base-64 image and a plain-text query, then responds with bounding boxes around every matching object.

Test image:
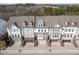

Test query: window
[15,34,17,37]
[55,34,58,37]
[12,34,14,37]
[55,29,57,32]
[53,34,58,37]
[64,34,66,37]
[70,34,72,37]
[17,29,19,32]
[44,29,46,32]
[52,29,54,32]
[41,29,43,32]
[67,34,69,37]
[69,29,71,32]
[38,29,40,32]
[65,29,68,32]
[58,29,59,31]
[14,29,16,32]
[18,34,19,37]
[72,29,74,32]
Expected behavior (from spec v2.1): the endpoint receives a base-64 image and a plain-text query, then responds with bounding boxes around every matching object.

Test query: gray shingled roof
[7,16,79,28]
[7,16,35,28]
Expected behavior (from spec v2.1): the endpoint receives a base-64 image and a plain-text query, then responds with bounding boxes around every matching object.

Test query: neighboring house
[21,21,35,39]
[49,27,62,40]
[34,17,48,40]
[7,16,35,45]
[75,27,79,40]
[0,19,7,38]
[62,26,77,40]
[7,16,79,47]
[7,23,21,43]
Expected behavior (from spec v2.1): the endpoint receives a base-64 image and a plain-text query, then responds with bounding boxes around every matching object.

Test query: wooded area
[0,4,79,21]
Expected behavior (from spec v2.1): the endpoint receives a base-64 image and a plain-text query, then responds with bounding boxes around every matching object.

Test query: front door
[38,33,43,39]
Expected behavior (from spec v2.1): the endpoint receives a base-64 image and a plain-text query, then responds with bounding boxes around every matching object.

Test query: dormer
[65,21,70,26]
[72,22,77,26]
[29,21,33,27]
[22,21,27,27]
[11,22,18,29]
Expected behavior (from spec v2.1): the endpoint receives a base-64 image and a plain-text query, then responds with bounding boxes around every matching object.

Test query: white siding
[75,27,79,39]
[22,28,34,38]
[7,24,21,38]
[62,27,77,40]
[49,27,62,40]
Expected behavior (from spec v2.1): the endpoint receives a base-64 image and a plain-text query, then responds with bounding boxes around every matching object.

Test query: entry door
[38,34,43,39]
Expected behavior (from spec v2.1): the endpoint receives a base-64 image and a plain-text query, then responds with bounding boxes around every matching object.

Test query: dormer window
[14,29,15,32]
[38,29,40,32]
[69,29,71,32]
[66,21,70,26]
[22,21,27,27]
[72,29,74,32]
[41,29,43,32]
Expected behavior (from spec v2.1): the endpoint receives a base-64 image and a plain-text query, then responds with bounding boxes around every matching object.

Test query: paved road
[1,41,79,55]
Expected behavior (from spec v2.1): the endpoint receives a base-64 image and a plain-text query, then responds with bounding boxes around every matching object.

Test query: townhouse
[7,16,79,47]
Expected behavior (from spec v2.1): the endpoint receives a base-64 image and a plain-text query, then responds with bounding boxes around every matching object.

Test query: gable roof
[54,23,61,27]
[7,16,79,28]
[7,16,35,28]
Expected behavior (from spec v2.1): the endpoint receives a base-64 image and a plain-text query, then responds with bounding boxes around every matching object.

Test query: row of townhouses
[7,16,79,47]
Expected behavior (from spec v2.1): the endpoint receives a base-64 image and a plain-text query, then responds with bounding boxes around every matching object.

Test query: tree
[0,41,7,50]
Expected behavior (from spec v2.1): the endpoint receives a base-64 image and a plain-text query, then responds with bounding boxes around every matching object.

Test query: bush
[0,41,7,50]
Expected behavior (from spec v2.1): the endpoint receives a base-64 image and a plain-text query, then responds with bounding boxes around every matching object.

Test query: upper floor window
[44,29,46,32]
[72,29,74,32]
[58,29,59,31]
[14,29,16,32]
[69,29,71,32]
[65,29,68,32]
[63,34,66,37]
[41,29,43,32]
[38,29,40,32]
[55,29,57,32]
[53,29,54,32]
[78,34,79,37]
